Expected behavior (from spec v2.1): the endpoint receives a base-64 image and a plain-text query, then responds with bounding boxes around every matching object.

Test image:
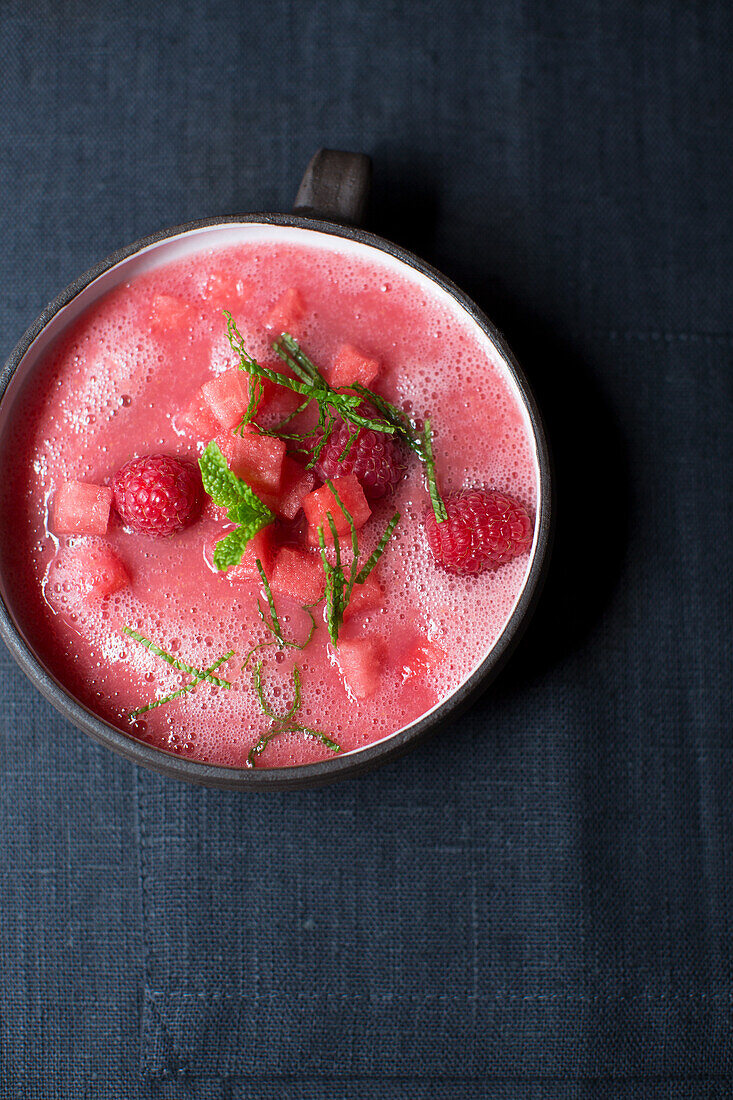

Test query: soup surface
[0,238,539,767]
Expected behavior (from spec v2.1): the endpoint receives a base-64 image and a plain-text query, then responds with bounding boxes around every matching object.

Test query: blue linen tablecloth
[1,1,732,1096]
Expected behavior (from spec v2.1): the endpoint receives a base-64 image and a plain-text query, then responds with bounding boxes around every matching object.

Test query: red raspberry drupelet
[111,454,203,537]
[424,489,533,575]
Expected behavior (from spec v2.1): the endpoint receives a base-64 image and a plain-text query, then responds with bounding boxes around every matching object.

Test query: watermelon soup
[0,233,540,769]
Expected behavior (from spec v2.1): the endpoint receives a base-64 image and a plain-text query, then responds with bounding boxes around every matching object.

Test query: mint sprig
[198,441,274,570]
[355,510,402,582]
[246,660,341,768]
[274,333,400,436]
[421,419,448,523]
[241,559,318,671]
[255,557,316,651]
[237,376,263,436]
[122,626,233,720]
[253,660,302,722]
[224,314,451,521]
[275,335,454,524]
[130,650,234,719]
[256,557,285,643]
[225,314,405,466]
[247,723,341,768]
[122,626,232,687]
[316,479,399,647]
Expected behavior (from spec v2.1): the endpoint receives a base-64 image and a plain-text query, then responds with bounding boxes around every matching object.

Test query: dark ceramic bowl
[0,150,552,790]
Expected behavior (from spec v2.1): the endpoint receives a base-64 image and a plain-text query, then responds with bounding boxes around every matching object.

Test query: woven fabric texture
[1,1,732,1096]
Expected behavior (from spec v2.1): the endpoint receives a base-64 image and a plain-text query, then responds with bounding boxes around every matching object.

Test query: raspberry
[424,489,533,574]
[111,454,203,537]
[315,415,406,499]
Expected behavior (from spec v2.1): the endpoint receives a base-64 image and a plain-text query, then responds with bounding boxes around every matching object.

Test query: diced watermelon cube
[148,294,196,333]
[201,370,250,430]
[255,374,282,415]
[328,344,380,389]
[343,571,384,622]
[215,427,286,494]
[401,638,445,682]
[80,544,130,599]
[46,541,129,611]
[303,475,371,545]
[336,637,382,700]
[51,481,112,537]
[263,287,305,333]
[254,365,304,425]
[176,390,222,440]
[278,459,316,521]
[270,547,324,605]
[203,270,250,307]
[226,527,273,584]
[260,457,315,521]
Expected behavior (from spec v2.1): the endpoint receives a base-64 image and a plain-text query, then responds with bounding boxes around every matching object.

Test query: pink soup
[0,236,539,768]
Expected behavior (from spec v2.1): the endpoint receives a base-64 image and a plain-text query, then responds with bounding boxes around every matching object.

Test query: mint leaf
[227,497,271,526]
[199,441,275,571]
[246,658,340,768]
[213,526,257,571]
[199,441,249,507]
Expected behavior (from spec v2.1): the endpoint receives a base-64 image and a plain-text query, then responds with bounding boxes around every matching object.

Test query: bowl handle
[293,149,372,226]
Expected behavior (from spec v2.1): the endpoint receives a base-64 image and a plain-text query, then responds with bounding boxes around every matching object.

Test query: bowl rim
[0,213,553,790]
